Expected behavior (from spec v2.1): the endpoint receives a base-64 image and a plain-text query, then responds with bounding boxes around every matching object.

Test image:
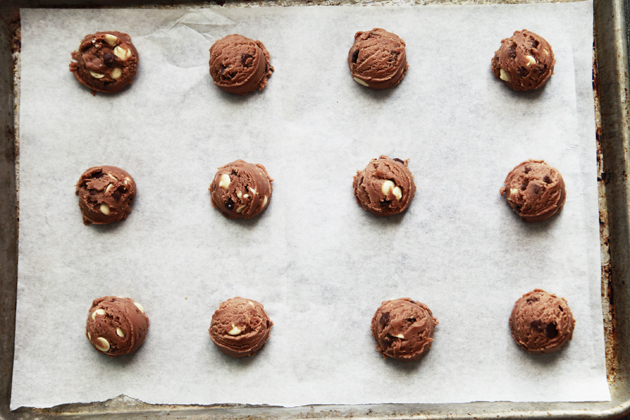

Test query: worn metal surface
[1,0,629,418]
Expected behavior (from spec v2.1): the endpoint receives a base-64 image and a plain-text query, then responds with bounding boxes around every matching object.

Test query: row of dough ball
[75,157,566,225]
[68,29,555,95]
[86,290,575,359]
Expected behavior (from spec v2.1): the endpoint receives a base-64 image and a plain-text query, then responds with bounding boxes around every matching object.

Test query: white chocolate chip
[499,69,511,82]
[134,301,145,314]
[228,324,242,335]
[108,173,118,181]
[111,68,122,80]
[219,174,231,189]
[87,332,91,340]
[91,308,106,320]
[249,187,257,195]
[105,184,113,193]
[95,337,110,352]
[243,194,249,199]
[248,301,254,306]
[262,195,268,207]
[100,203,110,215]
[90,71,105,79]
[392,186,402,201]
[525,55,537,66]
[353,77,369,87]
[113,46,131,60]
[104,34,118,47]
[510,188,519,195]
[236,190,242,199]
[124,177,131,184]
[381,180,395,195]
[543,49,549,55]
[236,205,246,213]
[116,328,125,338]
[393,334,405,339]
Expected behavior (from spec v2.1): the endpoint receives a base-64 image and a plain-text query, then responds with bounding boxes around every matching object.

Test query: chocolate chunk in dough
[209,297,273,358]
[353,155,416,216]
[348,28,409,89]
[371,298,438,361]
[209,34,274,95]
[510,289,575,354]
[76,165,136,225]
[499,159,566,222]
[209,160,273,219]
[86,296,149,357]
[491,30,555,91]
[69,32,139,94]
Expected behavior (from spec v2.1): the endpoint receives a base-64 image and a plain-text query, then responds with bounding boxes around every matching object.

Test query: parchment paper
[13,2,609,409]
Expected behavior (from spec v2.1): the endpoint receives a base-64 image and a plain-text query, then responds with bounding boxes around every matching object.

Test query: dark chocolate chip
[226,198,234,210]
[531,39,539,49]
[112,191,121,201]
[530,319,544,331]
[103,52,116,67]
[545,323,559,339]
[380,200,391,207]
[91,171,105,179]
[266,320,270,328]
[543,175,552,184]
[558,306,563,312]
[524,166,531,173]
[393,158,405,164]
[382,335,392,348]
[517,67,529,78]
[532,183,540,194]
[508,43,517,59]
[514,204,522,213]
[241,53,253,67]
[526,297,539,303]
[351,49,359,64]
[220,65,226,75]
[521,179,529,190]
[380,312,390,326]
[407,317,416,323]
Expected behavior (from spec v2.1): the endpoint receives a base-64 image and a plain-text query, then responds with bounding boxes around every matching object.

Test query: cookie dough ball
[209,297,273,358]
[86,296,149,357]
[209,160,273,219]
[371,298,438,361]
[209,34,274,95]
[510,289,575,354]
[76,165,137,225]
[348,28,409,89]
[499,159,566,222]
[491,30,555,91]
[69,31,139,94]
[353,156,416,216]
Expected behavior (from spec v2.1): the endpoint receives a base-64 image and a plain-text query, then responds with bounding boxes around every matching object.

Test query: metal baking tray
[0,0,628,418]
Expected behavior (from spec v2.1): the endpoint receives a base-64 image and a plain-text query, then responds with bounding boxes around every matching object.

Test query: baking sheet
[12,2,609,409]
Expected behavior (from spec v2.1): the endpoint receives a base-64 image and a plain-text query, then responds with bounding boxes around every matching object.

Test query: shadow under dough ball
[86,296,149,357]
[348,28,409,89]
[371,298,438,361]
[353,155,416,216]
[491,29,555,91]
[209,160,273,219]
[76,165,136,225]
[209,297,273,358]
[69,31,139,94]
[510,289,575,354]
[499,159,566,222]
[209,34,274,95]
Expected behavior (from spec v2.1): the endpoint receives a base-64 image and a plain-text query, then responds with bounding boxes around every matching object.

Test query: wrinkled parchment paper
[13,2,609,409]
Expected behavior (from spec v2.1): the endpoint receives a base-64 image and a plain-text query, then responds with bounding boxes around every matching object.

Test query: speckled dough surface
[209,160,273,219]
[76,165,136,225]
[371,298,438,361]
[491,30,555,91]
[69,31,139,94]
[510,289,575,354]
[348,28,408,89]
[86,296,149,357]
[209,297,273,358]
[499,159,566,222]
[209,34,274,95]
[353,156,415,216]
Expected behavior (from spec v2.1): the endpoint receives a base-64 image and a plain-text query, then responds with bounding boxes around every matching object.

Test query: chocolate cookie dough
[209,160,273,219]
[209,297,273,358]
[86,296,149,357]
[69,32,139,94]
[499,159,566,222]
[371,298,438,361]
[510,289,575,354]
[353,156,416,216]
[76,166,136,225]
[491,30,555,91]
[348,28,409,89]
[209,34,274,95]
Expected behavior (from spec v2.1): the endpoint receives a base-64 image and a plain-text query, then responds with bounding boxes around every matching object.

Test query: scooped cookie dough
[371,298,438,361]
[86,296,149,357]
[510,289,575,354]
[76,165,136,225]
[209,297,273,358]
[491,30,555,91]
[499,159,566,222]
[348,28,409,89]
[209,34,274,95]
[209,160,273,219]
[69,31,139,94]
[353,156,415,216]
